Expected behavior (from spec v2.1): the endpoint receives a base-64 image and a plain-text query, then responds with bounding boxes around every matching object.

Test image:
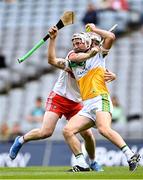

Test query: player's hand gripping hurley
[86,24,118,45]
[18,11,75,63]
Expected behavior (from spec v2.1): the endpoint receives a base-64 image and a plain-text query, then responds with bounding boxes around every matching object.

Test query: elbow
[48,57,55,65]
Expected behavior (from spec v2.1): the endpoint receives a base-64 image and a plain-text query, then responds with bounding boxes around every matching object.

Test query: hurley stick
[18,11,75,63]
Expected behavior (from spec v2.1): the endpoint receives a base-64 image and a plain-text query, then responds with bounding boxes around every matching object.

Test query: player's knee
[98,126,110,136]
[63,126,73,138]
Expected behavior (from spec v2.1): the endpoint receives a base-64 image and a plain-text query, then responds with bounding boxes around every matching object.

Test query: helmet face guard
[72,32,92,50]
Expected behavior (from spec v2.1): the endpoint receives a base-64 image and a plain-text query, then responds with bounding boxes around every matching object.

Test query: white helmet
[72,32,92,49]
[87,32,101,43]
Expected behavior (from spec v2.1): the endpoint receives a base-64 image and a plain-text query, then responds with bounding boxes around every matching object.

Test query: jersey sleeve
[66,50,75,59]
[64,50,75,71]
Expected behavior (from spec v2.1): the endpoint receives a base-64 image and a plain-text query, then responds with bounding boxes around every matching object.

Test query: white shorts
[78,94,113,121]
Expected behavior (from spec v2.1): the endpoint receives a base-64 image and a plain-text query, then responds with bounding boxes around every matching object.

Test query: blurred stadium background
[0,0,143,168]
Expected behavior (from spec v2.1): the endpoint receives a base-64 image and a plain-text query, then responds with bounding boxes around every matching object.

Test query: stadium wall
[0,140,143,167]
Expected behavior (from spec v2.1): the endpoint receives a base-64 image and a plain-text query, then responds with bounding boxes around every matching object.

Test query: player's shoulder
[66,50,75,59]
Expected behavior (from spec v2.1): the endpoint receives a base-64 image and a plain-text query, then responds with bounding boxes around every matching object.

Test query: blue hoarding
[0,140,142,167]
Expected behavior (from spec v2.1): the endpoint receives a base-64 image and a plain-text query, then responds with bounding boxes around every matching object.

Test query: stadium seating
[0,0,143,139]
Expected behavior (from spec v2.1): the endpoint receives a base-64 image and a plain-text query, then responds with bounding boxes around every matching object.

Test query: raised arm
[85,23,116,51]
[47,26,68,70]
